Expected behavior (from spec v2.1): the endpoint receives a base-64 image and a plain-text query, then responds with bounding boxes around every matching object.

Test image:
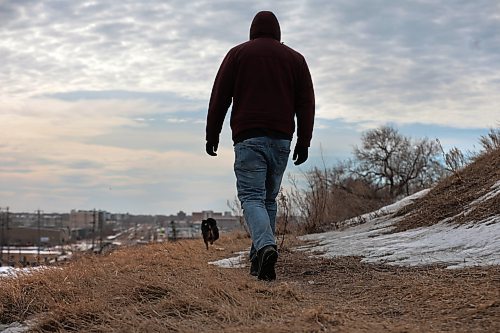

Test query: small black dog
[201,218,219,250]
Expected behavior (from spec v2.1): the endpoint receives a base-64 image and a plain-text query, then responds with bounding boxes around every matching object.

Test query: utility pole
[37,209,41,261]
[6,207,9,264]
[0,208,4,264]
[91,209,96,252]
[170,220,177,242]
[99,211,104,251]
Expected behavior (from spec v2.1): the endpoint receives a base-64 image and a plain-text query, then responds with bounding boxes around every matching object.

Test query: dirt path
[1,237,498,332]
[274,249,499,332]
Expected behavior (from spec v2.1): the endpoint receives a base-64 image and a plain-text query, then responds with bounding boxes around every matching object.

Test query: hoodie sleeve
[295,57,315,147]
[206,50,236,144]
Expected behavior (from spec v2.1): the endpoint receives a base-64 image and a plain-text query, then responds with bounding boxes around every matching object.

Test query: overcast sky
[1,0,499,215]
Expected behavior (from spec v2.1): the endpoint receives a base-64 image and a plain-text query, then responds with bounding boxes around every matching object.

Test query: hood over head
[249,11,281,41]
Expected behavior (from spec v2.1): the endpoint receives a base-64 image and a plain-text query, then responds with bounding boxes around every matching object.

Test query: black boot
[250,258,259,276]
[257,245,278,281]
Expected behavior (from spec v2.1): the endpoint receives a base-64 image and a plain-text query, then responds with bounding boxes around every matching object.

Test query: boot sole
[250,262,258,276]
[258,249,278,281]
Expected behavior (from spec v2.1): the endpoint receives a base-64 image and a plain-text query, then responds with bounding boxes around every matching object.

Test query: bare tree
[283,126,449,233]
[352,126,443,198]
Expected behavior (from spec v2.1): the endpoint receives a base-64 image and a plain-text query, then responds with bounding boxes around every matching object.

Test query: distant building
[4,226,69,247]
[69,210,98,229]
[68,210,113,241]
[176,211,187,220]
[9,213,37,227]
[109,213,129,222]
[9,212,68,228]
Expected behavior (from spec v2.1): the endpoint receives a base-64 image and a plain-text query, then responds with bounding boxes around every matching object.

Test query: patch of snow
[0,265,54,278]
[0,266,24,277]
[106,232,122,240]
[0,317,39,333]
[340,189,429,228]
[468,180,500,207]
[0,321,30,333]
[208,251,247,268]
[298,191,500,269]
[73,242,94,251]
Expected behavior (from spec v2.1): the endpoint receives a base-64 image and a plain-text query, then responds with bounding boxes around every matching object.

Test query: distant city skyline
[2,207,236,221]
[1,1,499,214]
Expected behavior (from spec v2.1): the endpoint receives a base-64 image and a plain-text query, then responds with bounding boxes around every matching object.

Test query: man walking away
[206,11,315,281]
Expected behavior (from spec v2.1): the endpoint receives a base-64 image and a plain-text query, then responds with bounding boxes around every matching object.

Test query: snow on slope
[298,187,500,269]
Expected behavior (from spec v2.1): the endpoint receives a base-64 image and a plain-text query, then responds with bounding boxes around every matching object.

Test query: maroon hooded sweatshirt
[206,11,315,147]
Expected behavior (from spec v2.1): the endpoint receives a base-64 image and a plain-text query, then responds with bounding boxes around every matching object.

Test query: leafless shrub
[287,166,330,234]
[286,162,389,234]
[478,127,500,153]
[276,189,292,251]
[435,139,468,182]
[227,196,250,237]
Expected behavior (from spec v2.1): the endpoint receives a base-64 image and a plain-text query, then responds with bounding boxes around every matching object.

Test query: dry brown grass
[1,233,499,333]
[280,251,500,333]
[394,147,500,232]
[1,235,309,332]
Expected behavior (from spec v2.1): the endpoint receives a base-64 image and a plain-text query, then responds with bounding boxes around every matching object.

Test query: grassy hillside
[394,148,500,232]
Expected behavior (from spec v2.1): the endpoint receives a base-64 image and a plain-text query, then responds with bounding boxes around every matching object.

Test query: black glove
[206,141,218,156]
[293,145,308,165]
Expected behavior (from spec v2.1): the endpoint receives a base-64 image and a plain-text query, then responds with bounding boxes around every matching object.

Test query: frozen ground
[298,217,500,269]
[298,187,500,269]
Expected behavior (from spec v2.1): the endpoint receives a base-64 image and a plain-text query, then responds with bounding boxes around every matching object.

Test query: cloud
[278,0,500,128]
[2,0,499,128]
[1,0,498,213]
[0,0,252,99]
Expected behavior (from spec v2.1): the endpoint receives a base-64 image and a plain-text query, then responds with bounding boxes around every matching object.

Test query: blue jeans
[234,136,291,261]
